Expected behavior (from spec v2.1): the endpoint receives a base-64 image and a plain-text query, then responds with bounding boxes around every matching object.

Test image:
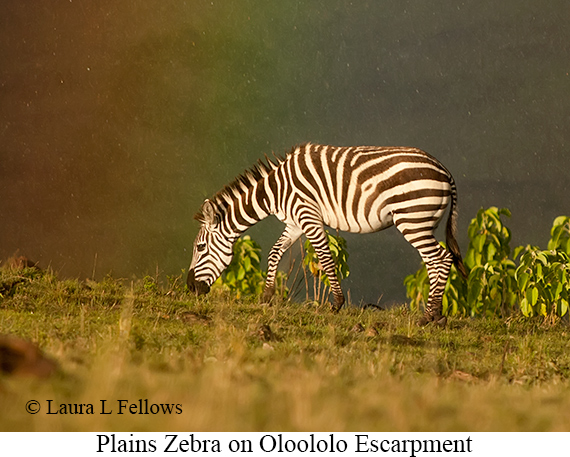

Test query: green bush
[405,207,570,320]
[462,207,519,317]
[547,216,570,255]
[214,235,266,298]
[210,232,350,303]
[213,235,287,299]
[515,246,570,318]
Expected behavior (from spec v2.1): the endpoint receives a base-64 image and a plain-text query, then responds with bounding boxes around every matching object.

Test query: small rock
[351,323,365,333]
[8,256,40,270]
[365,326,379,337]
[178,311,210,325]
[256,324,274,342]
[449,370,477,382]
[0,335,57,378]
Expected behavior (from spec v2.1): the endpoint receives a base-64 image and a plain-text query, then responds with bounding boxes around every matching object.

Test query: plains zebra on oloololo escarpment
[187,143,467,326]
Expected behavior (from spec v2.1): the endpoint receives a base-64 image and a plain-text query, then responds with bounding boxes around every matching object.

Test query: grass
[1,264,570,431]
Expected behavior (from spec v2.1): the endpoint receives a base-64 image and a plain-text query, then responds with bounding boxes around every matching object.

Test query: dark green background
[1,1,568,304]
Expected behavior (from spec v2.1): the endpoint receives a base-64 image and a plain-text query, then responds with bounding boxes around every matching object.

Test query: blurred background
[1,0,568,305]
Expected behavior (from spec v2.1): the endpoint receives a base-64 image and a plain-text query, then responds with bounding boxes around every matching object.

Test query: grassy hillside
[1,264,570,432]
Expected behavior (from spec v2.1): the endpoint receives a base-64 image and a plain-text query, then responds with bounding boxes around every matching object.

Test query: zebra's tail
[446,177,468,278]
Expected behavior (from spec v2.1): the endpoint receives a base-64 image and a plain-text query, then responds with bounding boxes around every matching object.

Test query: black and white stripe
[188,143,466,324]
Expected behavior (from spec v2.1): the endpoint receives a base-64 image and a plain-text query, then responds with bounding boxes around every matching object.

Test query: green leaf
[468,279,483,307]
[519,250,533,268]
[486,243,497,261]
[560,298,569,317]
[465,250,476,269]
[488,273,500,288]
[536,252,548,265]
[563,238,570,255]
[520,297,531,316]
[552,216,568,227]
[535,263,543,280]
[553,282,563,301]
[526,286,539,307]
[498,207,512,218]
[468,265,485,282]
[513,245,525,260]
[473,234,486,253]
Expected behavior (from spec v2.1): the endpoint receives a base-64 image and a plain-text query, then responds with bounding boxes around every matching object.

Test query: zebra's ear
[201,199,218,227]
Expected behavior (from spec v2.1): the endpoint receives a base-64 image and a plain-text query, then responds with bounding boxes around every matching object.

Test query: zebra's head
[187,199,234,295]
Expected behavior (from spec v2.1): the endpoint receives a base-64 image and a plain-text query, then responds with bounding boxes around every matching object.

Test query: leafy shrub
[217,235,266,298]
[547,216,570,255]
[465,207,513,268]
[405,207,570,320]
[406,207,518,317]
[211,235,288,299]
[141,275,160,294]
[213,232,350,303]
[515,246,570,318]
[461,207,520,317]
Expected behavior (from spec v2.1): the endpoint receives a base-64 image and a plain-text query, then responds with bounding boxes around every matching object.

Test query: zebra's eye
[197,242,207,252]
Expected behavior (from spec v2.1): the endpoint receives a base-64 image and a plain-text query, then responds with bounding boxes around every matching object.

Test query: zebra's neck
[216,177,274,238]
[207,152,282,239]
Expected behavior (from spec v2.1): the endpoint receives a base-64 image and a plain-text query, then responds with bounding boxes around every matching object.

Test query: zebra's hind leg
[418,247,454,327]
[396,220,453,327]
[261,225,302,304]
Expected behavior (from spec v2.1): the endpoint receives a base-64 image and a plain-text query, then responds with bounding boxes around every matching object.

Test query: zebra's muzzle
[187,269,211,295]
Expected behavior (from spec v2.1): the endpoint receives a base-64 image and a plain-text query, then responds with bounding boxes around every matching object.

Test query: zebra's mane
[194,151,287,221]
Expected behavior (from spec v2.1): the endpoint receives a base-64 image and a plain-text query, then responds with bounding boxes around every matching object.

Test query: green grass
[1,265,570,431]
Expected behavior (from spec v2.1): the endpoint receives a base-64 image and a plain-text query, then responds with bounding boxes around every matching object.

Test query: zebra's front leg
[303,224,345,312]
[261,225,302,303]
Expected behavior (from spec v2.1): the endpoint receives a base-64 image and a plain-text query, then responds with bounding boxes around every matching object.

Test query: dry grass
[1,266,570,431]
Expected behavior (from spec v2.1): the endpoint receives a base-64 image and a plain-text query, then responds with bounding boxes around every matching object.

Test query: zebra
[187,143,467,325]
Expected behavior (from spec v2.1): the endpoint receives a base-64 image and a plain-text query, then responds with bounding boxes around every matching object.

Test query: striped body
[188,143,466,324]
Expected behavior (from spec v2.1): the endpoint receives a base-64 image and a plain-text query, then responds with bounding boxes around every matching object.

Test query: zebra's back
[274,143,454,234]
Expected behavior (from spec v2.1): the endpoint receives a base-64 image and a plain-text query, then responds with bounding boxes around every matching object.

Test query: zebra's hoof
[330,295,345,313]
[330,302,344,313]
[435,316,448,327]
[418,315,447,327]
[260,288,275,305]
[418,316,430,326]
